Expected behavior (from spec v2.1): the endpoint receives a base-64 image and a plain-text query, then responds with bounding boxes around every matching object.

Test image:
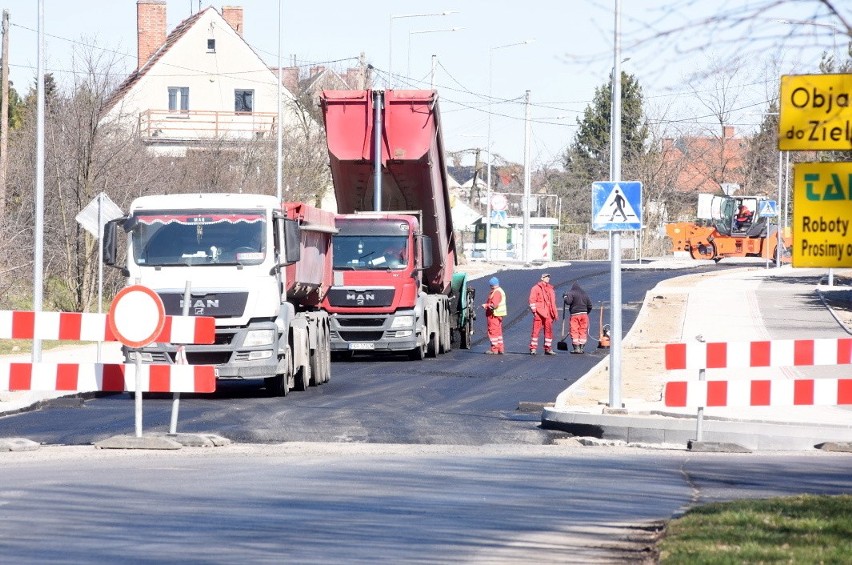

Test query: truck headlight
[390,315,414,329]
[244,329,275,347]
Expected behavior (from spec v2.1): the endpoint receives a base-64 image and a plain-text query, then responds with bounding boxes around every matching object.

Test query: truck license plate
[349,342,375,350]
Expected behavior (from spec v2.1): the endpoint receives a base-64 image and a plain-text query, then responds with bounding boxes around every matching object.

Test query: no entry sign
[108,285,166,348]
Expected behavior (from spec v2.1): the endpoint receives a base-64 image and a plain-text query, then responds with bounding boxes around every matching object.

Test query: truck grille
[336,317,385,328]
[158,291,249,318]
[339,331,384,342]
[326,288,395,308]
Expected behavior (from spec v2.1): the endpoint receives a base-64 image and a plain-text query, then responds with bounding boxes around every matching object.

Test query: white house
[102,1,306,156]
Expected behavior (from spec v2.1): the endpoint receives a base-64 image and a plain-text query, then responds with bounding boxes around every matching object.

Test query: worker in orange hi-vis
[482,277,507,354]
[528,273,558,355]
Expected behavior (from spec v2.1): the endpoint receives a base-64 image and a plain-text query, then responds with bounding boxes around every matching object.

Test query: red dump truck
[319,89,475,359]
[103,193,335,396]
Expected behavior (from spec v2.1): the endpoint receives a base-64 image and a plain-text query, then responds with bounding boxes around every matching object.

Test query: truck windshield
[333,236,408,270]
[130,210,266,267]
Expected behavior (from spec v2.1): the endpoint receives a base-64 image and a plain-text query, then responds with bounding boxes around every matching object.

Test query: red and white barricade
[664,339,852,408]
[0,309,216,394]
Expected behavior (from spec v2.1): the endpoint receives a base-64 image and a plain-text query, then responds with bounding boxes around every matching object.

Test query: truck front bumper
[328,312,419,352]
[124,321,281,379]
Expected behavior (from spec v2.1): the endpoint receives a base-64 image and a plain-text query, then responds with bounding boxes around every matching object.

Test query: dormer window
[207,39,216,53]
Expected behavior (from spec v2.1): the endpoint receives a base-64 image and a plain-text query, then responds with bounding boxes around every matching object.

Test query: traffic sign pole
[108,285,166,438]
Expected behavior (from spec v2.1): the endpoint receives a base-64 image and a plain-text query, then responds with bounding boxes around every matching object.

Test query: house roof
[103,6,295,116]
[102,8,208,115]
[661,127,748,193]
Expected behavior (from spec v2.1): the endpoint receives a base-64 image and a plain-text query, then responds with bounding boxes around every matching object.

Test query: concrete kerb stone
[542,406,852,451]
[94,434,184,450]
[0,438,41,452]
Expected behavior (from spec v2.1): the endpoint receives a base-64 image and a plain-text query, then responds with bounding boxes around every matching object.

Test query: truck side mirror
[102,218,120,266]
[282,218,301,265]
[420,235,433,269]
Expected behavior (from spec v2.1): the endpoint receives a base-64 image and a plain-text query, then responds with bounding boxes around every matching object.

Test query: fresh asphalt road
[2,446,851,564]
[0,262,722,446]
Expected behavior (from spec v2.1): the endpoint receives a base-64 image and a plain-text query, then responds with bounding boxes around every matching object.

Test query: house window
[207,39,216,52]
[235,89,254,113]
[168,87,189,113]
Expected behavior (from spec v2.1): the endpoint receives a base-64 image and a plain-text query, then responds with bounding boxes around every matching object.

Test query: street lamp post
[388,10,458,88]
[485,39,533,262]
[609,0,623,411]
[407,27,464,80]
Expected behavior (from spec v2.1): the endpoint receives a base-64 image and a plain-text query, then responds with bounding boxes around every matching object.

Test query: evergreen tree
[561,71,649,221]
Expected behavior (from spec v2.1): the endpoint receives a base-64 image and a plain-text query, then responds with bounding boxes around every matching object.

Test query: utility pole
[0,10,9,222]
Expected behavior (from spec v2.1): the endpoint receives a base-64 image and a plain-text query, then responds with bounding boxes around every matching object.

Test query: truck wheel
[321,327,332,383]
[309,341,321,386]
[440,317,452,354]
[264,345,293,397]
[295,360,310,392]
[409,339,426,361]
[459,316,472,349]
[427,329,439,358]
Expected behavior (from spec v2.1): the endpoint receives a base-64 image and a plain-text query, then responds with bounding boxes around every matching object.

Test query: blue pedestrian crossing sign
[592,181,642,231]
[758,200,777,217]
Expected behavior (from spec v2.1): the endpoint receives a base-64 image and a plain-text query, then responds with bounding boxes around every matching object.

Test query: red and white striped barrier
[665,338,852,370]
[0,363,216,393]
[0,310,215,344]
[665,378,852,408]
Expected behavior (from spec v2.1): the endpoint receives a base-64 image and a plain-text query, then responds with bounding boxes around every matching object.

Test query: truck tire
[309,340,321,386]
[320,326,331,383]
[459,313,473,349]
[440,315,452,354]
[427,329,439,358]
[295,360,310,392]
[265,345,293,397]
[409,339,426,361]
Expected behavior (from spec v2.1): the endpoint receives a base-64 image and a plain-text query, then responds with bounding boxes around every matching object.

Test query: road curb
[541,407,852,451]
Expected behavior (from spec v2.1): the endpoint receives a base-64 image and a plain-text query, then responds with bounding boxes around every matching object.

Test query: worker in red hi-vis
[482,276,507,354]
[528,273,558,355]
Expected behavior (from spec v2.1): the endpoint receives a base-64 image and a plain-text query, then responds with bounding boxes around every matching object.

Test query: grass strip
[658,494,852,564]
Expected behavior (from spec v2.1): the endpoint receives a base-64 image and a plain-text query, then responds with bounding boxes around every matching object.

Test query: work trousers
[530,313,554,352]
[486,315,504,353]
[570,313,589,345]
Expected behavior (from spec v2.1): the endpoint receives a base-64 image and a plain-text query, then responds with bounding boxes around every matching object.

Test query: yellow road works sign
[793,162,852,267]
[779,74,852,151]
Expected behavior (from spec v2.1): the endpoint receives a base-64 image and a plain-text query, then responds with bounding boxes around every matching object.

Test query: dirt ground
[558,274,698,408]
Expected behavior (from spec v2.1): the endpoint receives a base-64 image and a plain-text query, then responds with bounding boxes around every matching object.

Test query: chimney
[222,6,244,37]
[136,0,167,71]
[723,125,735,139]
[274,67,300,94]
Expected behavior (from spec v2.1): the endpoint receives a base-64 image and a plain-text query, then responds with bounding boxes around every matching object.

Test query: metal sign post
[108,285,166,438]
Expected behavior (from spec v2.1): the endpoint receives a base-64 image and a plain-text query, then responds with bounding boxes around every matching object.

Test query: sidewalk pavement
[543,260,852,451]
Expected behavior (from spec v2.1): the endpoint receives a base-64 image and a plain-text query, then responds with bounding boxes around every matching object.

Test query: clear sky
[1,1,848,168]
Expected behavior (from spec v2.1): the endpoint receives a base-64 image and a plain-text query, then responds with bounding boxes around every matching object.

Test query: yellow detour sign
[779,74,852,151]
[793,162,852,267]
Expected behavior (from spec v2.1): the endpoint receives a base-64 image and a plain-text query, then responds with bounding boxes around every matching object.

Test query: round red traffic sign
[490,193,508,212]
[108,285,166,348]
